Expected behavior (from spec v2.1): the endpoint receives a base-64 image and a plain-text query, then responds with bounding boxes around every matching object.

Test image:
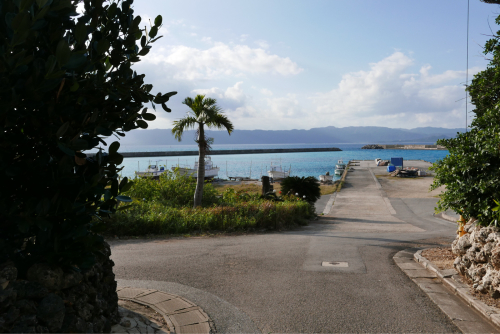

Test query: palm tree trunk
[193,124,205,208]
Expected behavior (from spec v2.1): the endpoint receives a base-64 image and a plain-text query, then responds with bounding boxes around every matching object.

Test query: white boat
[268,165,290,180]
[135,165,165,177]
[319,174,333,182]
[334,159,346,176]
[172,156,220,179]
[335,159,346,170]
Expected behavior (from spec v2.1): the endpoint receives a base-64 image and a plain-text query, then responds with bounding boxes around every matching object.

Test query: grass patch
[213,183,263,194]
[104,172,313,236]
[213,182,338,196]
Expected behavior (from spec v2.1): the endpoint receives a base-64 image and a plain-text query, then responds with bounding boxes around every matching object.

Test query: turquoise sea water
[113,143,449,180]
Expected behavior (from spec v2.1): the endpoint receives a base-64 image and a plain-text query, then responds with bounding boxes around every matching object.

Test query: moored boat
[135,165,165,177]
[334,159,346,175]
[319,174,333,182]
[172,156,220,179]
[268,164,290,180]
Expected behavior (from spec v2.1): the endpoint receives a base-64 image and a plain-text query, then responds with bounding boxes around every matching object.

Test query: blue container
[387,165,396,172]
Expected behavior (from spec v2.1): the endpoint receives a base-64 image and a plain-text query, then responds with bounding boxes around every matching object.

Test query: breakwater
[381,144,446,150]
[112,147,342,158]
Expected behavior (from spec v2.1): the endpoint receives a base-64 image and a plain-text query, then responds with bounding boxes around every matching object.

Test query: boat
[319,172,334,183]
[135,165,165,177]
[268,164,290,180]
[171,156,220,179]
[334,159,346,175]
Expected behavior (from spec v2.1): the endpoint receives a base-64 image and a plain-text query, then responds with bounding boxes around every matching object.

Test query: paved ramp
[326,167,424,233]
[111,161,463,333]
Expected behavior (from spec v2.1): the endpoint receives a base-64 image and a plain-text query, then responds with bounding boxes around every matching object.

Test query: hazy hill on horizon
[118,126,464,146]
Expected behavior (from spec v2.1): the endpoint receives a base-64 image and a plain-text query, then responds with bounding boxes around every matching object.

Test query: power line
[465,0,469,131]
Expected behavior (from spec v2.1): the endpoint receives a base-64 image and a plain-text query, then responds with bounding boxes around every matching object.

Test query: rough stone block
[27,263,64,290]
[37,293,65,332]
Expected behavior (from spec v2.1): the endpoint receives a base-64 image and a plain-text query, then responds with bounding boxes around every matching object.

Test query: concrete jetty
[112,147,342,158]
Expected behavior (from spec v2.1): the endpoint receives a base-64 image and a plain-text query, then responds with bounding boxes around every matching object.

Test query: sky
[125,0,500,130]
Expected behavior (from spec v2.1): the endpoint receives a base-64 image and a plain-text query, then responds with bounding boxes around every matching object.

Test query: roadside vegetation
[104,172,314,236]
[431,12,500,226]
[213,181,339,196]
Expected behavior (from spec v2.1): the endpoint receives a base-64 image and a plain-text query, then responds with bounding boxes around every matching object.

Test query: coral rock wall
[0,242,119,333]
[453,219,500,298]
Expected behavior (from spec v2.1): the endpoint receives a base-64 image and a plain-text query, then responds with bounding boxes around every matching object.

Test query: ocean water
[109,143,449,180]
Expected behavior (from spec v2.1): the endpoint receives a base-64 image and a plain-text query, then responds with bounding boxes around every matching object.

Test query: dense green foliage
[280,176,321,203]
[125,170,219,208]
[172,95,233,208]
[431,14,500,226]
[0,0,175,272]
[106,175,311,235]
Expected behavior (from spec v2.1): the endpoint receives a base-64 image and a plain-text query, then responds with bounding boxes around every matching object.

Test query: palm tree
[172,95,234,208]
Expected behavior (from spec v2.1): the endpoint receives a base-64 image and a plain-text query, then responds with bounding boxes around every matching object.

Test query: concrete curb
[117,287,215,334]
[394,248,500,333]
[322,192,336,215]
[440,212,459,223]
[414,249,500,329]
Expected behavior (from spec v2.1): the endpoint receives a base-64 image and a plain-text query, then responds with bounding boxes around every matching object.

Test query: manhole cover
[322,261,348,267]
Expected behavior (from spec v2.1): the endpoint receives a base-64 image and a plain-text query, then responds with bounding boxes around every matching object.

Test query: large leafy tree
[172,95,233,208]
[0,0,176,273]
[431,14,500,226]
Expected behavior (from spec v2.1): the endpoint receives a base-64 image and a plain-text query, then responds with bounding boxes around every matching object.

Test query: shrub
[126,170,219,207]
[280,176,321,203]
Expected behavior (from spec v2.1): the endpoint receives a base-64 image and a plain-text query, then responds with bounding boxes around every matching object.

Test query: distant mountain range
[118,126,464,146]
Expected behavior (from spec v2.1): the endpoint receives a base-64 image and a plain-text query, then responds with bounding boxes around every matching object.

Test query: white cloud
[312,52,477,128]
[254,39,270,49]
[201,37,213,44]
[143,42,303,81]
[189,84,304,129]
[266,94,303,117]
[260,88,273,96]
[192,82,249,110]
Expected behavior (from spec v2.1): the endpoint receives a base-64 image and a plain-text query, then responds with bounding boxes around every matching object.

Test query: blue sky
[126,0,499,130]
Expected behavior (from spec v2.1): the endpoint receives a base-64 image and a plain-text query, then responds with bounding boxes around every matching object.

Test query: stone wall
[452,219,500,298]
[0,242,119,333]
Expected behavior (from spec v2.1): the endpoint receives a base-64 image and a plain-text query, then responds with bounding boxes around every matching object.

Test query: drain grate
[322,261,348,267]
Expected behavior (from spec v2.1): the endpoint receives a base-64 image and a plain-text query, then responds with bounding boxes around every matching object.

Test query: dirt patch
[118,299,170,331]
[422,247,500,310]
[421,247,455,270]
[377,175,445,198]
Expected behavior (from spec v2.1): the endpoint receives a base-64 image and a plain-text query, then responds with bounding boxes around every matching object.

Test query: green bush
[280,176,321,203]
[126,170,219,207]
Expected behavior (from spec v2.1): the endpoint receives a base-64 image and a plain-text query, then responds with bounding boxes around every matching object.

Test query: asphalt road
[110,162,460,333]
